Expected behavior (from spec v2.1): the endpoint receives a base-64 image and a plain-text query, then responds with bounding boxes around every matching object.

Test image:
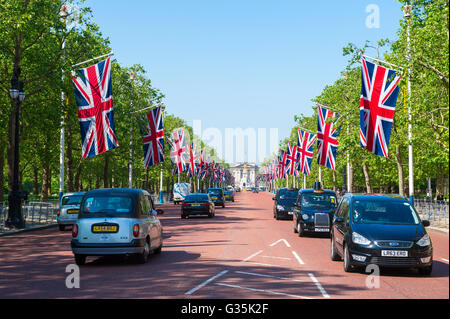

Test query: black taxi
[293,182,337,237]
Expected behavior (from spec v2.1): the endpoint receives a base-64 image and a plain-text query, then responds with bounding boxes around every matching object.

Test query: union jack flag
[317,105,339,170]
[71,57,119,158]
[285,142,299,177]
[360,58,402,158]
[297,129,316,176]
[167,128,187,174]
[142,106,165,167]
[186,141,198,178]
[278,150,288,179]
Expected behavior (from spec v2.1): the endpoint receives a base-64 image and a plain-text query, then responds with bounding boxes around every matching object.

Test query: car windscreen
[62,195,83,206]
[352,199,420,225]
[80,195,134,217]
[224,190,232,195]
[185,194,209,202]
[278,189,298,200]
[208,189,222,195]
[301,193,337,210]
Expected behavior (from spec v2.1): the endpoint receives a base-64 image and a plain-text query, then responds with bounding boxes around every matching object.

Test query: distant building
[230,162,259,188]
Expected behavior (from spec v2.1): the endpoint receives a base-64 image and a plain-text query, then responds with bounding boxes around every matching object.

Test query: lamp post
[129,71,135,189]
[6,76,26,229]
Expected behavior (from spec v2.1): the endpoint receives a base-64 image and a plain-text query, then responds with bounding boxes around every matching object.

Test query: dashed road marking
[241,250,263,262]
[308,273,330,298]
[292,251,305,265]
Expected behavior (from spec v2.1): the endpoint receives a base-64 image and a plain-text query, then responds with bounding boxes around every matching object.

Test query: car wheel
[74,254,86,266]
[181,214,187,219]
[418,265,433,276]
[297,222,305,237]
[222,203,225,208]
[343,244,354,272]
[154,239,162,255]
[293,222,298,233]
[330,234,341,261]
[208,212,213,218]
[136,239,150,264]
[59,225,65,231]
[275,212,280,220]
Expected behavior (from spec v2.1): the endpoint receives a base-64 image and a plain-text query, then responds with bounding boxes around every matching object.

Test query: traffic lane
[263,191,449,299]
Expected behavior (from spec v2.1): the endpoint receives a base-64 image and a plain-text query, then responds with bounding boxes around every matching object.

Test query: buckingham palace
[229,162,259,188]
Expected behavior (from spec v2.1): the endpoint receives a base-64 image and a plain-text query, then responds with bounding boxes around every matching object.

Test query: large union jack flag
[317,105,339,170]
[360,58,402,158]
[167,128,187,174]
[186,141,198,178]
[297,129,316,176]
[285,143,299,177]
[142,106,165,167]
[72,57,119,158]
[278,150,288,179]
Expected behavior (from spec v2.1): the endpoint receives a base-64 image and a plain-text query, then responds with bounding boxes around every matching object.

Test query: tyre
[275,212,280,220]
[330,234,341,261]
[343,244,354,272]
[418,265,432,276]
[136,239,150,264]
[222,203,225,208]
[59,225,65,231]
[297,222,305,237]
[154,241,162,255]
[181,214,187,219]
[208,212,213,218]
[74,254,86,266]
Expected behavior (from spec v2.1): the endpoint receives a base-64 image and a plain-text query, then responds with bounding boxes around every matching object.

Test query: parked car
[181,193,215,218]
[273,188,299,220]
[71,188,164,265]
[208,188,226,208]
[235,187,241,192]
[252,187,259,193]
[330,193,433,275]
[293,183,337,236]
[173,183,190,205]
[57,192,86,231]
[259,186,267,192]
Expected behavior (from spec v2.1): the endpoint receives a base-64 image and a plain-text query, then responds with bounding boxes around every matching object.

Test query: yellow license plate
[67,209,79,214]
[191,204,201,207]
[92,225,118,233]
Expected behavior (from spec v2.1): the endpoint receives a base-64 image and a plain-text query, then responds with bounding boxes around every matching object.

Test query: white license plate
[288,212,293,215]
[381,250,408,257]
[314,227,329,232]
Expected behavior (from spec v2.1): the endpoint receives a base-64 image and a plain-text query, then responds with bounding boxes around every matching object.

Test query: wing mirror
[421,220,430,227]
[272,197,276,200]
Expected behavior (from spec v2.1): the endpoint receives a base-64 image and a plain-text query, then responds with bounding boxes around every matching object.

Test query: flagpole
[303,174,307,189]
[128,71,135,189]
[59,6,67,203]
[71,51,114,69]
[404,4,414,205]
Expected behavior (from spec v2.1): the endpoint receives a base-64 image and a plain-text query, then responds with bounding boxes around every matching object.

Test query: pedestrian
[436,192,443,201]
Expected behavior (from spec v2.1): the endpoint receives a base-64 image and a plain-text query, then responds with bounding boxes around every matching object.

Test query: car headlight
[302,214,309,220]
[416,234,431,247]
[352,232,371,246]
[277,205,285,211]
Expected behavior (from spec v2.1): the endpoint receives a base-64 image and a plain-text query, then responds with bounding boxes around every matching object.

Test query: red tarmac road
[0,191,448,299]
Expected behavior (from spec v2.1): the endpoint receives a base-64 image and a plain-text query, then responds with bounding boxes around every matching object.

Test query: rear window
[185,194,209,202]
[80,195,134,216]
[208,189,223,195]
[62,195,83,206]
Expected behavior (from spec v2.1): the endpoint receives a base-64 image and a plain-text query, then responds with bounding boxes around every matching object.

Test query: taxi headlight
[352,232,371,246]
[302,214,309,220]
[277,205,285,211]
[416,234,431,247]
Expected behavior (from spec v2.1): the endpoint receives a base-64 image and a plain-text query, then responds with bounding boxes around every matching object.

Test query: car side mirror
[272,197,276,200]
[421,220,430,227]
[334,217,344,224]
[156,209,164,215]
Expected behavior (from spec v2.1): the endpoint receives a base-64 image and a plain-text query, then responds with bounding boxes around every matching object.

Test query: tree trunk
[362,163,372,193]
[32,166,39,195]
[75,163,82,191]
[40,163,50,201]
[436,165,444,199]
[332,170,337,193]
[348,161,354,192]
[47,167,52,197]
[395,146,405,197]
[0,144,4,203]
[103,153,109,188]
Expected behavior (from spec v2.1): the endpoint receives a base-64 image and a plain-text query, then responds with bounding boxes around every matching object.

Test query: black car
[224,190,235,202]
[330,193,433,275]
[208,188,226,208]
[293,185,337,236]
[181,193,215,218]
[252,187,259,193]
[273,188,299,220]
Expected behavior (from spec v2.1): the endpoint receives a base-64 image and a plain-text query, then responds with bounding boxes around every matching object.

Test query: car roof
[84,188,147,197]
[62,192,86,197]
[344,193,408,201]
[299,189,336,195]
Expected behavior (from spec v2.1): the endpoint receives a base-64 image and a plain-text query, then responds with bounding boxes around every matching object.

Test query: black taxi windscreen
[301,193,337,210]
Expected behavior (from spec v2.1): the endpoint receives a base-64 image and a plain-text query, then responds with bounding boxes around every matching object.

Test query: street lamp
[6,77,26,229]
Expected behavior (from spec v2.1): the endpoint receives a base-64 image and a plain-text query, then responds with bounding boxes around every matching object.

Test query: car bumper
[276,210,293,219]
[225,197,234,201]
[299,221,330,233]
[182,208,210,215]
[347,243,433,268]
[57,218,78,225]
[71,239,146,256]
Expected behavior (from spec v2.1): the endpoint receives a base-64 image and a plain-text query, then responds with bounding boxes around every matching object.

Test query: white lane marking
[261,255,291,260]
[215,283,312,299]
[241,250,263,262]
[292,251,305,265]
[269,239,291,248]
[442,258,449,263]
[235,271,307,282]
[185,270,229,295]
[308,273,330,298]
[244,261,280,267]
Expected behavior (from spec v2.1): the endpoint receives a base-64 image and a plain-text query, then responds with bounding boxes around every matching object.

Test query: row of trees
[0,0,226,202]
[260,0,448,198]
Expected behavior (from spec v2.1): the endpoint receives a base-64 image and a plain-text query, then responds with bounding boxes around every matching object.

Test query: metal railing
[0,201,58,233]
[414,198,449,229]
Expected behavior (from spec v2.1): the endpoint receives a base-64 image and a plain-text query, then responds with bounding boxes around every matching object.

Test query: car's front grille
[375,241,413,248]
[314,213,330,227]
[370,257,420,266]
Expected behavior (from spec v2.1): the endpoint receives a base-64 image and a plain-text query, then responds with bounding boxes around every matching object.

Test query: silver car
[71,188,164,265]
[57,192,86,231]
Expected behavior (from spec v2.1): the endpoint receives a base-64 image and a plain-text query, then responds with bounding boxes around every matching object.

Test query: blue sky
[84,0,404,163]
